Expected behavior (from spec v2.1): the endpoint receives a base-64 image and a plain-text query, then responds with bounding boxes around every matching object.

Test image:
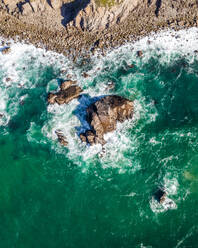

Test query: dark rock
[80,133,87,143]
[82,72,89,78]
[60,69,67,74]
[154,188,167,204]
[2,47,11,54]
[5,77,11,82]
[137,50,143,57]
[85,130,96,145]
[86,95,133,145]
[47,80,82,105]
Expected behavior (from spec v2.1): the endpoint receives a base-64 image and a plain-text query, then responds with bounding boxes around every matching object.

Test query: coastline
[1,2,198,59]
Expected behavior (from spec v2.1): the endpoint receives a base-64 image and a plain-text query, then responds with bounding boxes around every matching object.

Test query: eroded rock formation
[48,80,82,105]
[80,95,133,145]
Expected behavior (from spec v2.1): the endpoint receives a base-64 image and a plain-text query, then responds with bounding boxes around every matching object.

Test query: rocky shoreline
[1,0,198,58]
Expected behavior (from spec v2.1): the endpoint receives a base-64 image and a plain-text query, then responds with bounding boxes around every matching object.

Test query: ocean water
[0,28,198,248]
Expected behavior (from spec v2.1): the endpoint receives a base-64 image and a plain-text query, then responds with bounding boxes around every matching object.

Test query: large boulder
[47,80,82,105]
[80,95,133,145]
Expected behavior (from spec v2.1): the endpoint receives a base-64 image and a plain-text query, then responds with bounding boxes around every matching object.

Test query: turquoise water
[1,29,198,247]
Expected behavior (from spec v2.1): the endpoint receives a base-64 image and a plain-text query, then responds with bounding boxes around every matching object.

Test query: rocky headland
[1,0,198,57]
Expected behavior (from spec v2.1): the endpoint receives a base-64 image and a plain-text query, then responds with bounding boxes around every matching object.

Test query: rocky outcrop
[1,47,11,54]
[80,95,133,145]
[70,0,139,31]
[1,0,138,31]
[48,80,82,105]
[154,188,167,204]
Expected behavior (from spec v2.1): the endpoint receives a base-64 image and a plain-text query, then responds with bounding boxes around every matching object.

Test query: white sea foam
[150,175,178,213]
[150,196,177,213]
[1,27,198,170]
[39,28,198,170]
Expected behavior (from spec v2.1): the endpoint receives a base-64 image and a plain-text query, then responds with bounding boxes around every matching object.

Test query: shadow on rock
[61,0,90,27]
[73,94,105,135]
[16,0,35,14]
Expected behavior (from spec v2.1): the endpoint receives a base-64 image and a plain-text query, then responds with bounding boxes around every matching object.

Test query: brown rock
[55,85,82,104]
[47,81,82,105]
[82,72,89,78]
[137,50,143,57]
[47,93,57,104]
[55,130,68,146]
[86,130,96,145]
[5,77,11,82]
[60,80,76,91]
[86,95,133,145]
[2,47,11,54]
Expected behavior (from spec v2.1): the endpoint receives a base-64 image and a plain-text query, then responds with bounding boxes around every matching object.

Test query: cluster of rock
[80,95,133,145]
[47,81,133,147]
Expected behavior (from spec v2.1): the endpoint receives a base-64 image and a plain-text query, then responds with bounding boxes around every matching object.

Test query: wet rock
[48,80,82,105]
[85,130,96,145]
[55,130,68,146]
[137,50,143,57]
[80,130,106,146]
[60,80,76,91]
[154,188,167,204]
[2,47,11,54]
[82,72,89,78]
[66,74,73,79]
[80,133,87,143]
[106,81,115,90]
[5,77,11,82]
[47,93,57,104]
[128,64,134,68]
[86,95,133,145]
[60,69,67,74]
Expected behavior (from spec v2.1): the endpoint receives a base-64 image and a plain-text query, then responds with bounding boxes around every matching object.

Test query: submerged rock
[154,188,167,204]
[137,50,143,57]
[55,130,68,147]
[47,80,82,105]
[82,95,133,145]
[82,72,89,78]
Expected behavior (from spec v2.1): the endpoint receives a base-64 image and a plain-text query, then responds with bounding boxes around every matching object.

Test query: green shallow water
[1,29,198,247]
